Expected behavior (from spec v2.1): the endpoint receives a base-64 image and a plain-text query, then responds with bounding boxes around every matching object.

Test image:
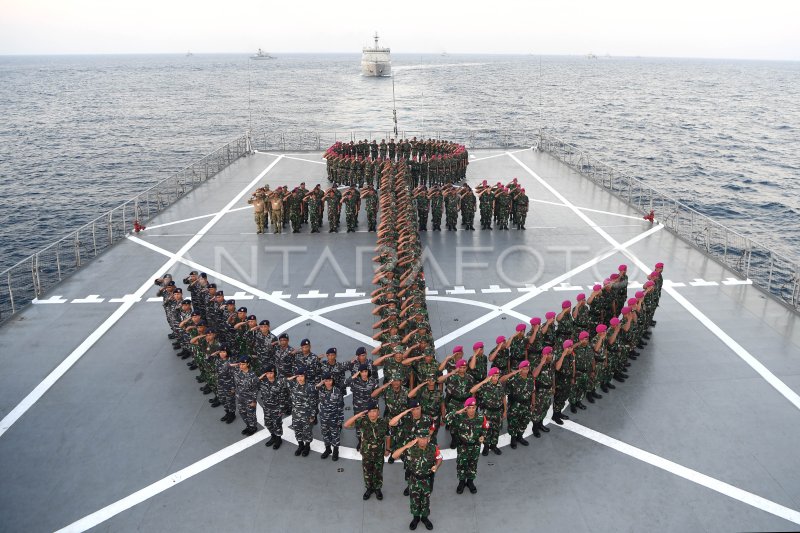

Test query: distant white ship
[361,32,391,77]
[251,49,276,60]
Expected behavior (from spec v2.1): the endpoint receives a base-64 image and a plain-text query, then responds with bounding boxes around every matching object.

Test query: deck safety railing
[535,131,800,312]
[0,134,250,325]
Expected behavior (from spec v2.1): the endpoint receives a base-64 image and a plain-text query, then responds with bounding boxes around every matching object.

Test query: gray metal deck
[1,148,800,533]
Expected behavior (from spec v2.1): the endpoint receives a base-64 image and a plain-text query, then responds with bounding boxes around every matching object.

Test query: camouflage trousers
[320,416,342,446]
[479,206,492,228]
[553,373,571,413]
[219,381,236,413]
[254,211,267,233]
[409,473,434,518]
[237,396,257,427]
[362,453,385,490]
[507,400,531,437]
[291,416,313,442]
[595,360,611,386]
[462,208,475,227]
[290,212,301,233]
[570,371,590,404]
[260,403,283,436]
[327,210,339,232]
[310,213,322,233]
[456,443,480,480]
[271,210,282,233]
[532,387,552,424]
[515,209,527,229]
[483,408,503,448]
[431,208,443,230]
[366,208,377,231]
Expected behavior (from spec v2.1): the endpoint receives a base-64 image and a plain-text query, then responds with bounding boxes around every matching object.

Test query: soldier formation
[247,178,529,235]
[324,138,468,188]
[155,155,665,531]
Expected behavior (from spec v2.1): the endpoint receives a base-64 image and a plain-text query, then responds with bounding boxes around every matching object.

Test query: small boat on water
[251,49,276,60]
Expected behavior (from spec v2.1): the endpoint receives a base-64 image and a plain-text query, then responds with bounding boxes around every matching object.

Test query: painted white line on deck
[508,151,800,413]
[0,156,285,439]
[258,152,327,165]
[146,206,251,230]
[31,295,68,304]
[470,148,529,162]
[531,198,645,221]
[561,421,800,526]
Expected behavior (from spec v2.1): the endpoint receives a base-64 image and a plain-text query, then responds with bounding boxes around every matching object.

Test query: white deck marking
[664,279,685,287]
[297,290,329,299]
[531,198,645,220]
[560,421,800,526]
[469,148,529,162]
[690,278,719,286]
[230,291,255,300]
[722,277,753,285]
[508,151,800,412]
[145,206,251,230]
[264,291,291,299]
[71,295,105,304]
[552,282,584,291]
[31,295,67,304]
[445,286,475,295]
[128,237,378,347]
[258,151,327,165]
[334,289,366,297]
[108,295,142,303]
[0,156,285,439]
[481,285,511,294]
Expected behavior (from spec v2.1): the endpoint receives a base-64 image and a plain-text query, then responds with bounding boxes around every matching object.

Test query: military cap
[473,341,484,350]
[407,398,420,408]
[216,290,224,296]
[518,360,530,369]
[189,270,198,276]
[247,314,257,321]
[326,347,337,355]
[174,288,182,293]
[182,299,192,305]
[197,320,207,327]
[464,397,477,407]
[542,346,553,355]
[455,359,467,368]
[206,329,216,335]
[367,400,379,411]
[208,283,217,289]
[237,307,247,313]
[515,323,526,332]
[238,355,251,364]
[356,346,367,356]
[199,272,207,278]
[278,333,289,340]
[263,364,276,373]
[321,372,332,380]
[295,366,307,376]
[562,300,571,309]
[191,311,201,316]
[226,299,235,305]
[300,339,310,347]
[563,339,573,349]
[495,335,506,344]
[530,317,541,326]
[578,331,590,340]
[358,364,369,372]
[488,367,500,376]
[259,319,270,326]
[610,317,621,327]
[167,280,176,286]
[162,273,173,279]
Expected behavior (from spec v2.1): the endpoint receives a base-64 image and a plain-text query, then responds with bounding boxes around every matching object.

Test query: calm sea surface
[1,53,798,270]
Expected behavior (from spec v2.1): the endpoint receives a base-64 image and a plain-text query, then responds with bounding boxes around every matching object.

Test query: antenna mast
[392,75,398,136]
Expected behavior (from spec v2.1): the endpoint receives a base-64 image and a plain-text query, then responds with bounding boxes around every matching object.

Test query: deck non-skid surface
[1,150,799,532]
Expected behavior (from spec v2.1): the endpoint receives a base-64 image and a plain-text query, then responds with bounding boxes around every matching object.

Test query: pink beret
[473,341,484,350]
[644,280,654,288]
[578,331,590,340]
[464,397,477,407]
[562,300,571,309]
[488,367,500,376]
[596,324,607,333]
[496,335,506,344]
[518,360,530,368]
[650,271,659,278]
[530,317,541,326]
[545,311,556,320]
[655,262,664,268]
[576,293,586,301]
[563,339,573,349]
[621,306,631,314]
[453,345,464,353]
[455,359,467,368]
[619,264,627,271]
[610,317,620,326]
[593,284,602,291]
[635,291,645,299]
[610,273,619,280]
[516,323,526,332]
[542,346,553,355]
[604,278,611,284]
[627,298,637,306]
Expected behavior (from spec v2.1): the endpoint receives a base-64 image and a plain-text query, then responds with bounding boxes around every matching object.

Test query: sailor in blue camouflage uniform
[346,363,378,451]
[316,372,345,460]
[215,346,237,424]
[274,333,296,415]
[249,319,277,374]
[258,363,287,449]
[349,346,379,380]
[319,347,348,395]
[293,339,320,420]
[234,355,260,436]
[287,367,316,457]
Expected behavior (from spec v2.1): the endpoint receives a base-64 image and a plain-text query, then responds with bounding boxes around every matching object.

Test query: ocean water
[0,53,798,271]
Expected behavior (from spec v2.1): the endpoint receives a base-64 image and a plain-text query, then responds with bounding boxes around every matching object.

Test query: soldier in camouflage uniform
[476,181,494,229]
[393,430,442,531]
[470,368,505,455]
[513,187,529,229]
[390,399,435,496]
[508,324,528,370]
[488,335,511,375]
[287,368,316,457]
[494,186,512,229]
[345,401,390,501]
[592,324,611,397]
[214,346,238,424]
[556,300,575,347]
[341,185,360,233]
[552,339,575,424]
[316,372,345,460]
[346,363,378,451]
[303,184,324,233]
[361,183,378,232]
[531,347,554,438]
[428,185,444,231]
[444,397,486,494]
[467,341,487,384]
[414,185,430,231]
[258,363,287,449]
[319,347,348,395]
[459,184,476,230]
[288,187,303,233]
[248,188,268,234]
[501,360,535,448]
[408,379,443,445]
[570,331,594,412]
[234,355,260,436]
[323,184,340,232]
[250,319,277,375]
[438,359,474,448]
[371,378,409,463]
[444,186,460,231]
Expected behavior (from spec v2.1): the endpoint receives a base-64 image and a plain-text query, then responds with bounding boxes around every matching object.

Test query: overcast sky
[1,0,798,60]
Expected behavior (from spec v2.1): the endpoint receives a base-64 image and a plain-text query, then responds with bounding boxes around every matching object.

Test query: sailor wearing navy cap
[287,366,316,457]
[319,347,347,395]
[234,355,260,436]
[316,371,344,460]
[257,363,288,450]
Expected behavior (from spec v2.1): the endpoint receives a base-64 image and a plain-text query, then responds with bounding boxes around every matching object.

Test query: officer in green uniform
[323,185,340,232]
[476,181,494,229]
[570,331,593,412]
[444,397,486,494]
[444,186,460,231]
[514,188,529,229]
[344,401,390,501]
[341,185,360,233]
[470,367,505,455]
[428,185,444,231]
[531,346,554,438]
[501,360,535,448]
[438,359,474,448]
[393,430,442,531]
[361,184,378,232]
[459,184,476,230]
[552,339,575,424]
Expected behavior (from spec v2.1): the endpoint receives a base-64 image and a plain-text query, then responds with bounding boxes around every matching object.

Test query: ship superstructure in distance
[361,32,391,77]
[251,49,276,60]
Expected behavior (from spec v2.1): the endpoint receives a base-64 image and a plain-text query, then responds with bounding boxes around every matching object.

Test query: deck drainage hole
[337,468,344,473]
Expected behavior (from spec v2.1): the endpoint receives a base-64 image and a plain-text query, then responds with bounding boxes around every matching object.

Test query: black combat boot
[272,436,282,449]
[168,333,177,339]
[332,447,339,461]
[466,479,477,494]
[552,412,565,425]
[532,425,541,438]
[586,393,595,403]
[363,488,373,500]
[201,385,212,394]
[517,435,529,446]
[591,391,603,399]
[490,445,502,455]
[481,445,489,456]
[301,441,310,457]
[375,489,383,500]
[410,516,420,530]
[576,401,587,410]
[421,516,433,530]
[321,445,331,459]
[356,437,361,452]
[510,436,518,449]
[606,382,616,389]
[264,435,275,447]
[456,480,466,494]
[600,383,609,393]
[209,398,221,407]
[404,486,410,496]
[294,442,304,456]
[570,404,578,414]
[538,422,550,433]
